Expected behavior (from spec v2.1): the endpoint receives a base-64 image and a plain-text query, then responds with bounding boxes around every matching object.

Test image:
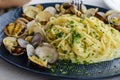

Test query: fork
[71,0,83,10]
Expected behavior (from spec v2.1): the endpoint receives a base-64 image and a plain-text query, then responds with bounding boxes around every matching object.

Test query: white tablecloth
[0,0,119,80]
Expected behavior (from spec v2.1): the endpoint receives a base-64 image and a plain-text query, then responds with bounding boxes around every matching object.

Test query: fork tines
[72,0,82,10]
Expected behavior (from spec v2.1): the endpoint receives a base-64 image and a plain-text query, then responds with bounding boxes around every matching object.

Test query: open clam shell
[23,5,41,20]
[80,1,87,13]
[107,12,120,30]
[17,38,29,48]
[4,20,27,38]
[26,44,48,68]
[26,43,59,68]
[35,43,59,64]
[3,37,26,55]
[15,18,29,24]
[32,32,44,47]
[59,3,71,14]
[44,7,57,16]
[55,4,60,12]
[84,8,98,17]
[35,11,52,24]
[95,12,106,22]
[3,37,17,52]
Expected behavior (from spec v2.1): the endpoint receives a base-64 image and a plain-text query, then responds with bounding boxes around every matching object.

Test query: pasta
[45,14,120,64]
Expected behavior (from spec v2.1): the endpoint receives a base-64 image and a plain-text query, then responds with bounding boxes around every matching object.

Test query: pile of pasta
[45,14,120,64]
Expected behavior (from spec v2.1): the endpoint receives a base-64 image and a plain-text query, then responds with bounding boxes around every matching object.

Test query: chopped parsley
[63,50,68,54]
[84,25,87,28]
[95,25,99,28]
[73,32,82,43]
[55,32,63,38]
[50,24,54,29]
[69,20,74,24]
[83,61,90,65]
[111,29,114,34]
[80,19,84,23]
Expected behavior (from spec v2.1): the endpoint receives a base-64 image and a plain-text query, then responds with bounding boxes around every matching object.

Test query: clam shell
[55,4,60,12]
[44,7,57,16]
[17,38,29,48]
[60,3,71,14]
[32,32,43,47]
[26,44,48,68]
[35,43,58,64]
[3,37,26,55]
[84,8,98,17]
[3,37,17,52]
[27,20,35,29]
[11,46,26,55]
[4,21,26,38]
[15,18,29,24]
[25,36,33,43]
[35,11,52,22]
[26,44,35,57]
[80,1,87,13]
[95,12,106,21]
[105,10,119,17]
[26,20,35,35]
[36,4,43,11]
[33,25,46,40]
[23,5,40,19]
[107,12,120,30]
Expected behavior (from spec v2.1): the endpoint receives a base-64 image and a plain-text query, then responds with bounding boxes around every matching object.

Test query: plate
[0,3,120,80]
[104,0,120,11]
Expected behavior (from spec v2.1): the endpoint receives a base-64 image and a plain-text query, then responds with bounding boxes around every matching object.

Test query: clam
[25,36,33,43]
[44,7,57,16]
[11,46,26,55]
[84,8,98,17]
[17,38,29,48]
[26,43,58,68]
[35,11,52,24]
[27,20,35,30]
[36,4,43,11]
[107,12,120,30]
[70,5,81,17]
[35,43,58,64]
[3,37,17,51]
[26,20,36,35]
[15,18,29,24]
[26,44,48,68]
[59,3,72,14]
[4,21,26,38]
[80,1,87,14]
[55,4,60,12]
[33,25,46,39]
[23,5,41,20]
[95,12,106,22]
[105,10,119,17]
[59,3,81,16]
[3,37,25,55]
[32,32,44,47]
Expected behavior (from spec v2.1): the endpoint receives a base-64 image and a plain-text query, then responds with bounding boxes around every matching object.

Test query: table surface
[0,0,119,80]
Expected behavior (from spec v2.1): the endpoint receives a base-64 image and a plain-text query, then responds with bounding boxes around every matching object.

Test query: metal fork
[71,0,83,10]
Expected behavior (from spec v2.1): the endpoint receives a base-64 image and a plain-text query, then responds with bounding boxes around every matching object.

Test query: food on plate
[4,17,28,38]
[26,43,58,68]
[46,14,120,64]
[2,2,120,68]
[22,5,42,20]
[3,37,26,55]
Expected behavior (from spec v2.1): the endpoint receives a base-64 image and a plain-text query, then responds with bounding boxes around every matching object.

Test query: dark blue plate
[0,3,120,80]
